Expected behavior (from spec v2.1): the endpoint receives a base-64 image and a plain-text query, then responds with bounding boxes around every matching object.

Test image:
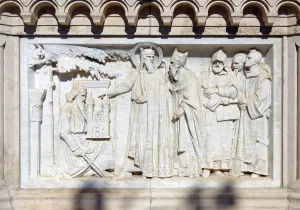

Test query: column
[0,36,6,183]
[29,89,46,179]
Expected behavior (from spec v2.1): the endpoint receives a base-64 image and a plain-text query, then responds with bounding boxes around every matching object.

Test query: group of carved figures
[58,44,271,179]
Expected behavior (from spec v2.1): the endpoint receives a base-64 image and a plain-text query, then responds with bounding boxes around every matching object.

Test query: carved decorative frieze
[0,0,299,35]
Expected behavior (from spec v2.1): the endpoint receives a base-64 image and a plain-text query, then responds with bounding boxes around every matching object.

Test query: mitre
[171,48,188,66]
[211,49,227,63]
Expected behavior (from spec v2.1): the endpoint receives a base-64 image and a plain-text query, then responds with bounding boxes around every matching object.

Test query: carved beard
[144,60,155,74]
[76,99,87,118]
[212,66,223,74]
[169,65,179,81]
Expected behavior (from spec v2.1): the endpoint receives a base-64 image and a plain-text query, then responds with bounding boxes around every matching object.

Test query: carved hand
[73,147,95,157]
[203,87,218,98]
[238,97,247,111]
[73,148,84,157]
[172,106,184,122]
[135,95,147,104]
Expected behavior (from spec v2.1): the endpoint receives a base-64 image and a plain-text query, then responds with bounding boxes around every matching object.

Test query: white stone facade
[1,1,300,209]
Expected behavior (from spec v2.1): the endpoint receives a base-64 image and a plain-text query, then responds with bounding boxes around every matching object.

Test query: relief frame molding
[20,37,282,188]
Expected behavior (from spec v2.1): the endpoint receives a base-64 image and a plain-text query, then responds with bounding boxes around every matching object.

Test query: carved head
[245,49,262,68]
[140,47,155,73]
[232,53,247,73]
[211,49,227,74]
[33,44,45,60]
[170,48,188,68]
[169,48,188,81]
[66,84,87,103]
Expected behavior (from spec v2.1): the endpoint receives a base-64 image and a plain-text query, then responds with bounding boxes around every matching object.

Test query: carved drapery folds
[25,42,272,181]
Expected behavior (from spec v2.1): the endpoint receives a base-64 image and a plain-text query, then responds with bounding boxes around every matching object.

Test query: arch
[29,0,57,17]
[241,0,269,25]
[64,0,93,16]
[99,0,128,16]
[241,0,270,14]
[0,0,23,14]
[170,0,199,15]
[276,0,300,17]
[134,0,164,15]
[205,0,234,14]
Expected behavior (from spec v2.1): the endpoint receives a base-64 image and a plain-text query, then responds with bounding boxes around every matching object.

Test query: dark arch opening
[278,5,298,16]
[243,5,271,34]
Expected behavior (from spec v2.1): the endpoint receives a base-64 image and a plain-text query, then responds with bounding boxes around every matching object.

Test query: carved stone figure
[107,44,174,178]
[231,53,247,177]
[232,53,247,94]
[199,49,240,178]
[58,84,114,177]
[167,48,205,177]
[237,49,271,178]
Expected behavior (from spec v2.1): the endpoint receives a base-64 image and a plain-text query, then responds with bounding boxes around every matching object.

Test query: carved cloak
[59,101,113,177]
[115,68,174,178]
[199,68,239,170]
[169,68,206,177]
[240,69,271,175]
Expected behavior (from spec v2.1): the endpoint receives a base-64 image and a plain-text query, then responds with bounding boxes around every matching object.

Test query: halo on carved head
[130,42,163,69]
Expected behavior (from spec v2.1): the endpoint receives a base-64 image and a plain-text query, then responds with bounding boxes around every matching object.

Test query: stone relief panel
[22,40,276,187]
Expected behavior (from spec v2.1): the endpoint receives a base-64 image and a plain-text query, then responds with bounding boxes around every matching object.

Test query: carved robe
[59,101,113,177]
[240,67,271,175]
[199,68,239,170]
[168,67,205,177]
[233,71,246,159]
[114,68,174,178]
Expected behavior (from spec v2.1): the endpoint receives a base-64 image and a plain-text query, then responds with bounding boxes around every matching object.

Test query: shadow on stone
[74,181,104,210]
[215,182,237,209]
[24,24,37,35]
[186,182,237,210]
[187,188,204,210]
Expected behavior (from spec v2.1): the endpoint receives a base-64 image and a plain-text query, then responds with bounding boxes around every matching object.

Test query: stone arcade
[1,0,300,209]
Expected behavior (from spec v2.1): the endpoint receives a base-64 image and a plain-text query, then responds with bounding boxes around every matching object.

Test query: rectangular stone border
[20,37,282,188]
[286,36,300,190]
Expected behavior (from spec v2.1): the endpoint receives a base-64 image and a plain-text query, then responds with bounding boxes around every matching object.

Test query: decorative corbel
[266,13,277,26]
[161,15,173,26]
[126,14,137,26]
[55,11,71,26]
[21,11,38,25]
[91,12,105,25]
[232,15,242,26]
[195,15,207,26]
